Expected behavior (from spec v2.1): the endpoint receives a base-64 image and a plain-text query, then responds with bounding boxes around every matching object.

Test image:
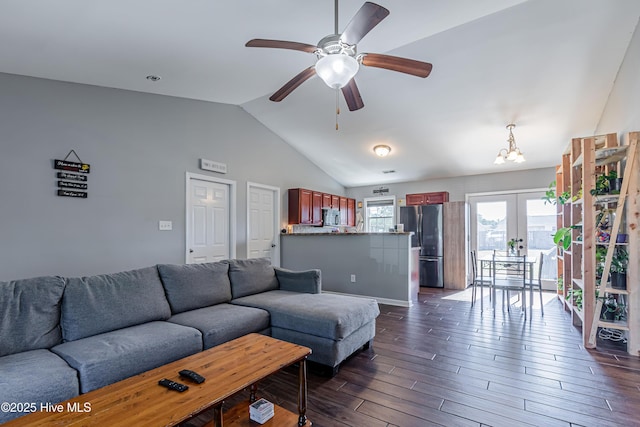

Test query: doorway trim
[185,172,237,263]
[246,182,281,266]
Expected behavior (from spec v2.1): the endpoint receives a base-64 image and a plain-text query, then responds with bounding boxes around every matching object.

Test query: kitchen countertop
[282,232,413,236]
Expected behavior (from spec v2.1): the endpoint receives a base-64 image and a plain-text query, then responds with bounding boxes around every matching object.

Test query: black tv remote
[179,369,205,384]
[158,378,189,392]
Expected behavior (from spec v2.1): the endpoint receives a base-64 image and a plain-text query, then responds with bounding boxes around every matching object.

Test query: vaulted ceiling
[2,1,639,187]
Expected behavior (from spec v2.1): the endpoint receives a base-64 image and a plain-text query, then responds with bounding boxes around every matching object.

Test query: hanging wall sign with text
[58,190,88,198]
[57,172,88,182]
[55,150,90,198]
[54,159,90,173]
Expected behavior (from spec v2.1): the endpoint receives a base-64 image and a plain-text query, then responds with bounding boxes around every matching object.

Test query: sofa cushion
[0,349,79,423]
[158,262,232,313]
[0,276,66,357]
[167,303,270,349]
[52,321,202,393]
[232,290,380,341]
[228,258,279,299]
[61,267,171,342]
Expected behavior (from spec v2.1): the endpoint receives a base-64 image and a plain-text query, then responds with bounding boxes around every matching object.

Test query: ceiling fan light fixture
[373,144,391,157]
[315,54,359,89]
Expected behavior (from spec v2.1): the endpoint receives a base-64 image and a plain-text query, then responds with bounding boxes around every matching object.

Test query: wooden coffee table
[4,334,311,426]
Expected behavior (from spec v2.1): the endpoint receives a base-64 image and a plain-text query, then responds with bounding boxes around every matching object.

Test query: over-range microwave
[322,208,340,226]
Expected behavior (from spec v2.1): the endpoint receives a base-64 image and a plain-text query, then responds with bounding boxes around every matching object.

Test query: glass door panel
[519,194,558,289]
[470,191,558,286]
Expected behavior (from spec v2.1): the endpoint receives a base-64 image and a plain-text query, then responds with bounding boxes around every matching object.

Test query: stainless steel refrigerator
[400,204,444,287]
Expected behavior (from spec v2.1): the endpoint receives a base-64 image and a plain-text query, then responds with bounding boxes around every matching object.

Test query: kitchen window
[364,196,396,232]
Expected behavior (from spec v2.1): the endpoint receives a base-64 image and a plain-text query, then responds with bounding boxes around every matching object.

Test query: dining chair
[492,253,527,318]
[470,250,492,309]
[526,252,545,316]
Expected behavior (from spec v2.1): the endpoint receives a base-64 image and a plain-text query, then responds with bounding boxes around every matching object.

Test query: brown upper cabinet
[331,195,340,209]
[347,198,356,226]
[406,191,449,206]
[339,197,348,225]
[288,188,356,226]
[322,193,332,209]
[312,191,323,225]
[288,188,316,225]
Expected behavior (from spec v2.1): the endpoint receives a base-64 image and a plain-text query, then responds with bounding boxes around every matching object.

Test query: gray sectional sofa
[0,258,379,423]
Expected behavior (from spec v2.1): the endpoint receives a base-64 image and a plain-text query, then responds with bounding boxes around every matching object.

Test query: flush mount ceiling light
[373,145,391,157]
[494,123,526,164]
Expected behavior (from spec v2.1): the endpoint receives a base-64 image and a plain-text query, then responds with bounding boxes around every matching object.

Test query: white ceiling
[2,1,639,187]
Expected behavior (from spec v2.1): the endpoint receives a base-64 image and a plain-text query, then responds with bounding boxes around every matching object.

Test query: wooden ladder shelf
[587,133,638,349]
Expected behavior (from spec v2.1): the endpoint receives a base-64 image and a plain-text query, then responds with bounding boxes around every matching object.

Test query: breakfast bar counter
[280,232,419,306]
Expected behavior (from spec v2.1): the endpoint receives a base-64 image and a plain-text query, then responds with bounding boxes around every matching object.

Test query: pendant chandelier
[494,123,525,164]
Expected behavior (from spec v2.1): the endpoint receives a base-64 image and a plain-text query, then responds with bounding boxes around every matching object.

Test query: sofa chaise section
[228,258,380,372]
[0,276,79,423]
[53,266,202,393]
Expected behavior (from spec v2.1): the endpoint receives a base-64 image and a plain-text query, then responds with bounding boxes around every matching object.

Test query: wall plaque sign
[55,150,89,198]
[58,181,88,190]
[57,171,88,182]
[58,190,88,198]
[54,159,90,173]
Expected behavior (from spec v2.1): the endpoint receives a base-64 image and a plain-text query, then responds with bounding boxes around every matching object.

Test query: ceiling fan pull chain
[335,88,340,130]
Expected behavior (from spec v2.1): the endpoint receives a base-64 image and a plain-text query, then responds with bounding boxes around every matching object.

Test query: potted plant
[590,174,610,196]
[595,246,607,282]
[553,226,576,251]
[611,247,628,290]
[607,170,622,194]
[507,238,522,255]
[599,295,626,321]
[558,189,572,205]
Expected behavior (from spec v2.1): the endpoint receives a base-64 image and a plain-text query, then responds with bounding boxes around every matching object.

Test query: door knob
[189,249,194,253]
[271,244,276,248]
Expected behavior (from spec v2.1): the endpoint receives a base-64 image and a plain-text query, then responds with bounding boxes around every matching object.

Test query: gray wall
[0,73,344,281]
[346,167,556,204]
[595,20,640,137]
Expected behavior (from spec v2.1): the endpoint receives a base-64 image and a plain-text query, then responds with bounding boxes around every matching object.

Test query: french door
[469,191,557,288]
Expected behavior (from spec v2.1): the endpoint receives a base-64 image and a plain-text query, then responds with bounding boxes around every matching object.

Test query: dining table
[478,254,537,314]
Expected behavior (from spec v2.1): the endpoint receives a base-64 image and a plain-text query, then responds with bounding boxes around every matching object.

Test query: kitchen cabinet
[288,188,317,225]
[322,193,332,209]
[443,201,467,290]
[406,191,449,206]
[331,195,340,209]
[347,198,356,226]
[288,188,354,227]
[312,191,323,225]
[339,197,348,225]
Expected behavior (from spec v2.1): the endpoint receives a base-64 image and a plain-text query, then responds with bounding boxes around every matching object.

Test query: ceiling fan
[245,1,433,111]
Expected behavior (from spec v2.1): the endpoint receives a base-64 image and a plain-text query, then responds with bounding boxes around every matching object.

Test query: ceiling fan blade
[361,53,433,78]
[245,39,318,53]
[341,79,364,111]
[340,2,390,46]
[269,66,317,102]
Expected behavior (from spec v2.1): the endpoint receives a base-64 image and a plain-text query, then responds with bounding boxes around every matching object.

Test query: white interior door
[247,183,280,266]
[186,173,236,263]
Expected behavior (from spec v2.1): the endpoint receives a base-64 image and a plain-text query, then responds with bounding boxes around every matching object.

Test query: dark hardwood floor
[197,288,640,426]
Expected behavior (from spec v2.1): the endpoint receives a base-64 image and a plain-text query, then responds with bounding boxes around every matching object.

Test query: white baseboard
[322,290,413,307]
